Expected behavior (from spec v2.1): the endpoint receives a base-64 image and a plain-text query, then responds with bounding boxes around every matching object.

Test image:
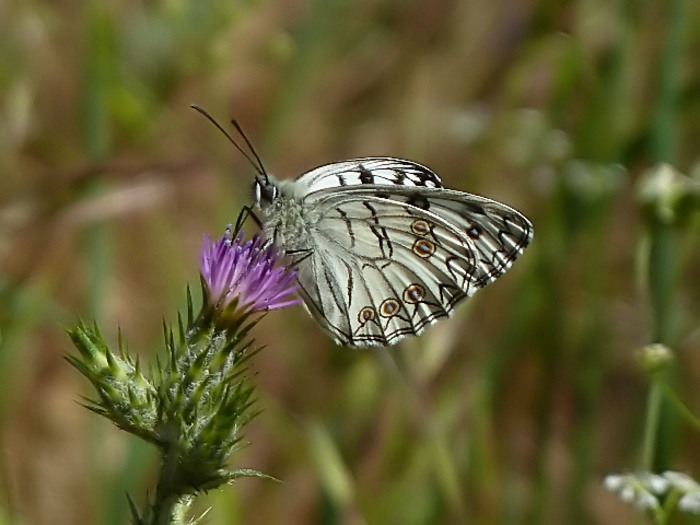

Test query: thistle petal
[200,226,302,313]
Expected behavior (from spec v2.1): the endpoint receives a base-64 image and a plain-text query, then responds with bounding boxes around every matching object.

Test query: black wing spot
[358,165,375,184]
[466,224,482,239]
[407,194,430,210]
[409,166,442,187]
[415,171,431,187]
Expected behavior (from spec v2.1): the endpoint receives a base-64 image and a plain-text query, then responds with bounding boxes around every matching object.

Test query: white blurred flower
[663,471,700,492]
[604,472,665,510]
[679,493,700,514]
[637,163,700,223]
[605,471,700,516]
[664,471,700,514]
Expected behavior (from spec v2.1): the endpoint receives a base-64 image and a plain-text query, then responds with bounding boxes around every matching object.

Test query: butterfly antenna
[230,119,269,184]
[190,104,267,180]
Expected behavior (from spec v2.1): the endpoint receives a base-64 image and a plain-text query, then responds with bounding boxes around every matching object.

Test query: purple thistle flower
[200,226,301,313]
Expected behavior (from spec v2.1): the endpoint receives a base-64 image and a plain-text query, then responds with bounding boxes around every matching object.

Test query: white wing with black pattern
[254,157,533,347]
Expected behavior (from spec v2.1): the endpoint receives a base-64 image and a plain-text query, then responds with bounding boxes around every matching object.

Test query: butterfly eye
[254,179,278,206]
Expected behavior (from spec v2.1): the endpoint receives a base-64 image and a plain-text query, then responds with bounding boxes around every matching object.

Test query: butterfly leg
[234,205,263,233]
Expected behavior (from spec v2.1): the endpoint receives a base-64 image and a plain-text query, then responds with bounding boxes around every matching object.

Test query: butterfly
[252,157,533,347]
[192,107,533,347]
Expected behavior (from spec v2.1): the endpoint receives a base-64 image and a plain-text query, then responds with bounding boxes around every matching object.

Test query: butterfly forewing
[295,157,444,191]
[256,157,533,347]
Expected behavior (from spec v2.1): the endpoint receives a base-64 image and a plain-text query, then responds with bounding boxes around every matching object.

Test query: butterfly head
[253,175,279,208]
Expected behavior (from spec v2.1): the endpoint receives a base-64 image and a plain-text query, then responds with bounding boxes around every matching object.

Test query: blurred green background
[2,0,700,524]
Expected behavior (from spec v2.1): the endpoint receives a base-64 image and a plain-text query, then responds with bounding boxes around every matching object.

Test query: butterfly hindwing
[290,186,533,346]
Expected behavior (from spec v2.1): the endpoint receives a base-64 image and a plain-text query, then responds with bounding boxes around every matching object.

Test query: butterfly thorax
[257,179,320,251]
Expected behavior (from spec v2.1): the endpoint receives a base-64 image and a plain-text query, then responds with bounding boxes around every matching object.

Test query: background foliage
[2,0,700,523]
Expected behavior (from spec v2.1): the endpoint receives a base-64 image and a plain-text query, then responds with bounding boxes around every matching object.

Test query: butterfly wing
[293,157,444,191]
[292,186,533,347]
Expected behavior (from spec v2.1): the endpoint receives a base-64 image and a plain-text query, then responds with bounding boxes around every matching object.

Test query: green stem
[659,381,700,431]
[652,504,666,525]
[641,379,663,472]
[148,446,193,525]
[657,488,682,525]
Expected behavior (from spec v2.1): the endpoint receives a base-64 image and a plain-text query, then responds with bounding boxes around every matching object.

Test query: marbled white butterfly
[194,106,534,347]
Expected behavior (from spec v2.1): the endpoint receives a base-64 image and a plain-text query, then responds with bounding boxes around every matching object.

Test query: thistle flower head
[200,226,301,315]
